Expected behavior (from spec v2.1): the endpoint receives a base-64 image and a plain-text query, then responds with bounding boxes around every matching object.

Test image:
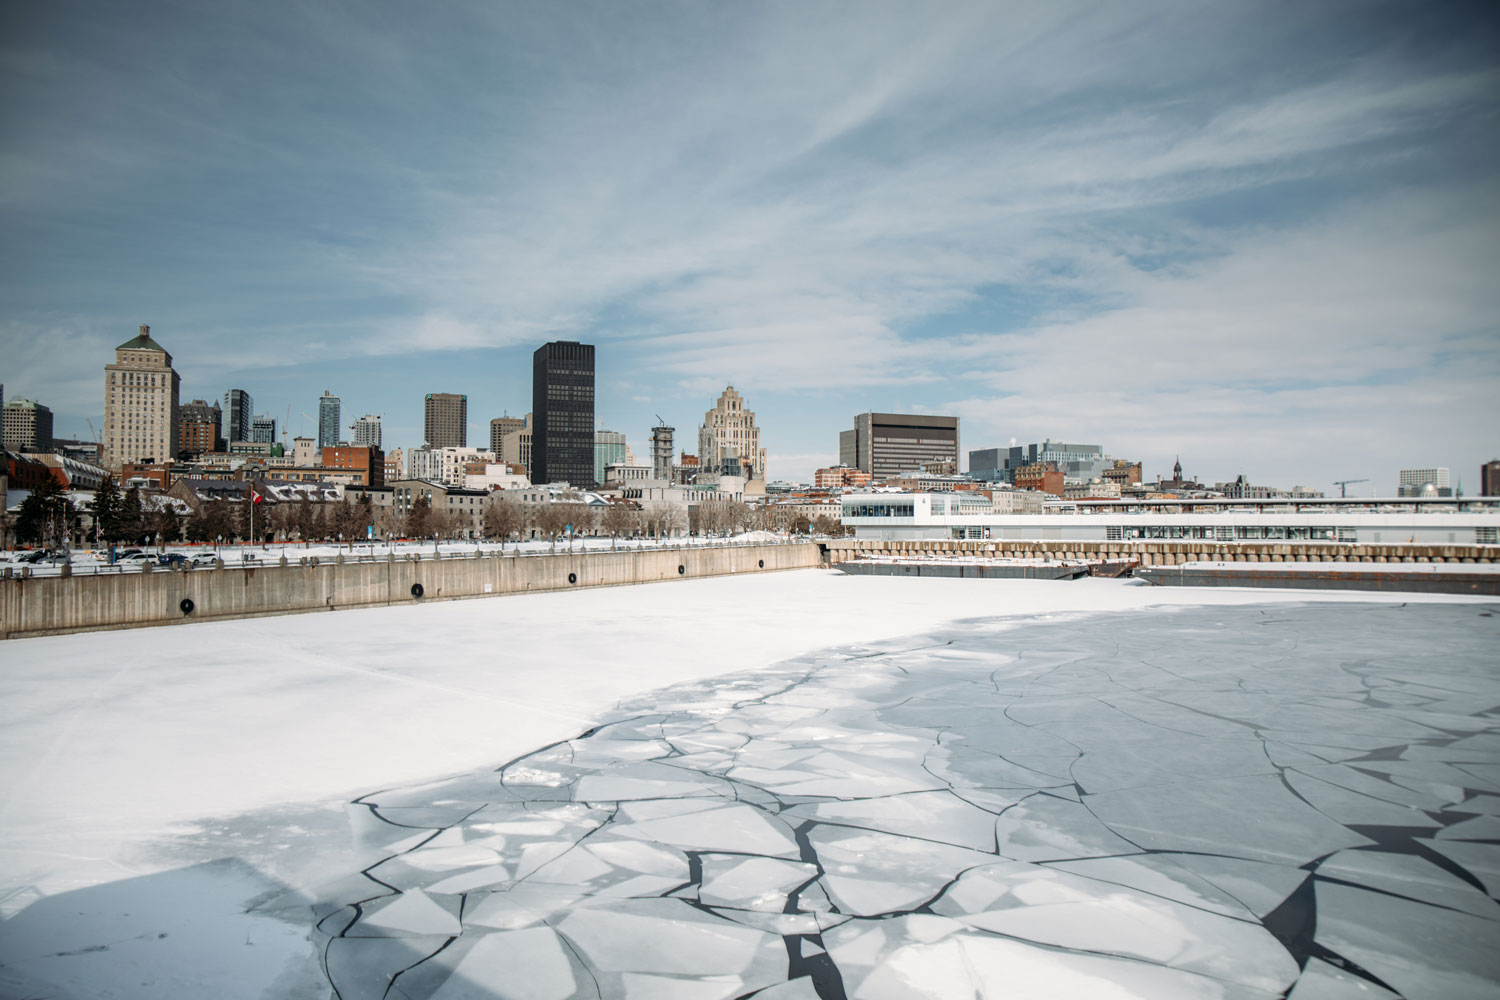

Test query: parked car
[158,553,189,567]
[112,548,143,563]
[116,552,155,566]
[188,552,220,568]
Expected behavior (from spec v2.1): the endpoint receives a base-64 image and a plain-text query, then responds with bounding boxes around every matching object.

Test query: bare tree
[657,504,687,538]
[756,504,791,534]
[483,493,527,541]
[599,501,636,539]
[812,514,848,537]
[533,501,570,541]
[725,500,753,534]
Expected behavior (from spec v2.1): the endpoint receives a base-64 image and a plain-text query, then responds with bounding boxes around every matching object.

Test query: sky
[2,0,1497,490]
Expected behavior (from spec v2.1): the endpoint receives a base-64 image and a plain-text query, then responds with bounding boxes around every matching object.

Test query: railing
[0,535,820,578]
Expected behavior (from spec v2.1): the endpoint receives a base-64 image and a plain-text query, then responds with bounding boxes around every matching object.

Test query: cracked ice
[310,603,1500,999]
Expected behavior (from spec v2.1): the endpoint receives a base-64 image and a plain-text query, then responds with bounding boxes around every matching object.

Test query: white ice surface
[0,571,1489,998]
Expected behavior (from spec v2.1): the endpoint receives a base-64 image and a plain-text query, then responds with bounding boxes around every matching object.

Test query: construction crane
[1333,478,1369,498]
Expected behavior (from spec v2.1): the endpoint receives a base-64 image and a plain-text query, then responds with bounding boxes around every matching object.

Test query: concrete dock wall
[826,538,1498,567]
[0,542,823,639]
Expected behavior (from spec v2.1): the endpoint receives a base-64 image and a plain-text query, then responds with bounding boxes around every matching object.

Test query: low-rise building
[347,479,491,537]
[1064,479,1121,499]
[464,462,530,492]
[323,445,384,488]
[1013,463,1064,497]
[815,465,872,489]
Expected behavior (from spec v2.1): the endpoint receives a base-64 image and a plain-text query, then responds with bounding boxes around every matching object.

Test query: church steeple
[1173,455,1182,481]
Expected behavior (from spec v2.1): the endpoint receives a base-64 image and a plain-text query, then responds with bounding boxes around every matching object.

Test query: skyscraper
[839,412,960,480]
[251,415,277,444]
[318,390,341,450]
[224,388,253,443]
[531,341,595,486]
[1483,460,1500,498]
[2,398,53,453]
[490,415,525,457]
[351,414,382,449]
[424,393,467,448]
[103,325,181,470]
[594,429,627,485]
[697,385,766,482]
[650,423,674,482]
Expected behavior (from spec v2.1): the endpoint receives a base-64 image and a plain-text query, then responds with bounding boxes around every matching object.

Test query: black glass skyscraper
[531,341,595,486]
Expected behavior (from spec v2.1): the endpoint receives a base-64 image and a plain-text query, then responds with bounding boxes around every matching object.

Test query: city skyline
[2,2,1497,486]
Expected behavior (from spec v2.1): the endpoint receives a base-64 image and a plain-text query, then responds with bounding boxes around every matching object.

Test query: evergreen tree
[356,492,374,538]
[89,474,123,543]
[16,477,70,546]
[405,494,431,538]
[120,486,145,544]
[153,504,184,544]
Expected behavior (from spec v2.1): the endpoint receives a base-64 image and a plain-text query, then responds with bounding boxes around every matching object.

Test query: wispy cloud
[1,1,1495,481]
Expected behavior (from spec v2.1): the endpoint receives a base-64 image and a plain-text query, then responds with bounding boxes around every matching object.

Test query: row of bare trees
[164,492,849,545]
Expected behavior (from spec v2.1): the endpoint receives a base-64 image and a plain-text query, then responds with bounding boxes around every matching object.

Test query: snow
[0,570,1494,998]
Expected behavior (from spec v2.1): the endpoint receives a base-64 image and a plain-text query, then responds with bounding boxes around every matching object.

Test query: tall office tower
[499,413,533,475]
[594,429,627,486]
[1483,460,1500,497]
[650,423,674,481]
[697,385,766,482]
[177,399,222,457]
[223,388,253,443]
[839,412,960,481]
[490,415,525,457]
[1398,467,1452,497]
[531,342,595,486]
[251,415,277,443]
[424,392,467,448]
[2,398,53,452]
[351,414,382,449]
[318,390,341,450]
[102,325,181,470]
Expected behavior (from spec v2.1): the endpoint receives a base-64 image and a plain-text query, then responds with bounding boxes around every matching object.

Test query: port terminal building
[840,494,1500,546]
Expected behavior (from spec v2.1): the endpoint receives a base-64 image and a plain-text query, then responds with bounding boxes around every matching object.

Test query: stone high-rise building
[531,342,594,486]
[697,385,766,483]
[103,325,181,470]
[490,415,525,457]
[424,393,467,449]
[498,413,533,476]
[650,423,674,482]
[223,388,253,443]
[2,398,53,453]
[177,399,222,458]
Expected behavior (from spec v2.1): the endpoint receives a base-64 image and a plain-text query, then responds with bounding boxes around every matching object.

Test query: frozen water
[4,584,1495,999]
[302,602,1498,998]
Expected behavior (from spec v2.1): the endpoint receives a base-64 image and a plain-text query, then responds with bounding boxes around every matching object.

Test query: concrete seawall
[0,542,823,639]
[826,538,1499,566]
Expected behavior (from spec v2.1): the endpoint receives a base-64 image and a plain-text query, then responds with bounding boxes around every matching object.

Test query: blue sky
[2,0,1497,490]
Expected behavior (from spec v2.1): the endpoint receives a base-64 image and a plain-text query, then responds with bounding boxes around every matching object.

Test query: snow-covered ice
[0,571,1496,998]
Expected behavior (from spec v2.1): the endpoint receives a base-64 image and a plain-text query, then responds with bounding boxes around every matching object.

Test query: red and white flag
[251,488,263,505]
